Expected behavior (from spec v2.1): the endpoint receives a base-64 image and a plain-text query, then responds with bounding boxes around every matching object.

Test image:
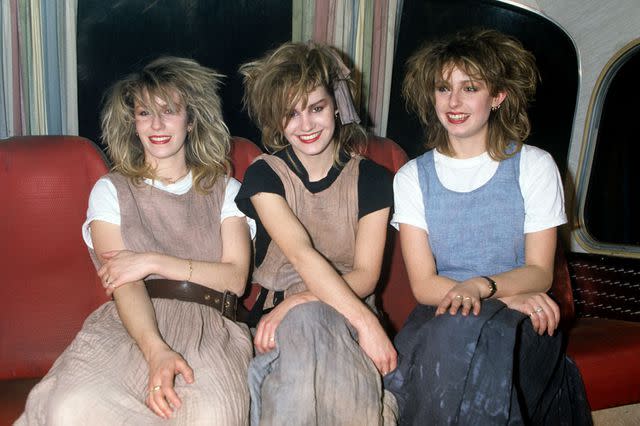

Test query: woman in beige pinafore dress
[17,57,254,425]
[236,42,398,425]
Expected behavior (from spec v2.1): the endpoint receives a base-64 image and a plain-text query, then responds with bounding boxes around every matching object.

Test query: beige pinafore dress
[247,155,397,426]
[17,173,252,425]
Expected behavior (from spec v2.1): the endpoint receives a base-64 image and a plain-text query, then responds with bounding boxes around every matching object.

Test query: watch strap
[481,275,497,299]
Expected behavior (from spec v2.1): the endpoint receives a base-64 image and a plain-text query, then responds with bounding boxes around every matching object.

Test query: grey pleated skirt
[248,301,397,426]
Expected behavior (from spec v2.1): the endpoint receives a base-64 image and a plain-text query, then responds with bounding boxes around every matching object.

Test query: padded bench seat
[567,318,640,410]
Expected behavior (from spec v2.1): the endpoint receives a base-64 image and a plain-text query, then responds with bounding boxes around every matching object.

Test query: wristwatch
[481,276,497,299]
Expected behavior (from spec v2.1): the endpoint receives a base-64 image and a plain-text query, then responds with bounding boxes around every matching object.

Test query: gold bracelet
[187,259,193,281]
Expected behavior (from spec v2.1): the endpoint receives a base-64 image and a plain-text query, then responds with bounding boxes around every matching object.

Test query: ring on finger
[534,306,543,313]
[463,296,472,301]
[105,276,111,285]
[454,295,463,300]
[151,385,161,393]
[269,337,275,342]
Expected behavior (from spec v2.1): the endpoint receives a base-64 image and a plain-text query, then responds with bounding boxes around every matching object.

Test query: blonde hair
[239,42,366,164]
[100,56,231,192]
[403,28,539,160]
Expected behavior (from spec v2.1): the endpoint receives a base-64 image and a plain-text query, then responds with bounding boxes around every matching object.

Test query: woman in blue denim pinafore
[385,29,592,425]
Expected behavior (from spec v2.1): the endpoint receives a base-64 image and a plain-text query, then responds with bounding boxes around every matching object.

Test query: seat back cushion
[0,136,109,379]
[362,136,415,333]
[230,136,263,182]
[228,137,264,308]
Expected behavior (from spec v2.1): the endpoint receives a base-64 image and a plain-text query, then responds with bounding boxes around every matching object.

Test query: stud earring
[491,104,501,111]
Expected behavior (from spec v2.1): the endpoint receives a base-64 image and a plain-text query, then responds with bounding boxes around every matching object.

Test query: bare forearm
[113,281,168,361]
[148,253,248,296]
[291,247,375,327]
[491,264,553,297]
[341,269,379,298]
[410,274,458,306]
[412,266,551,306]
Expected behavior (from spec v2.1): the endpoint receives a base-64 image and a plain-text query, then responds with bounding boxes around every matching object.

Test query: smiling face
[134,91,191,167]
[282,85,337,166]
[434,65,506,156]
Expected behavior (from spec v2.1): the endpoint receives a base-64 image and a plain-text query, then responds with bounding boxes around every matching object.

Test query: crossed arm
[89,216,251,419]
[399,223,560,335]
[249,192,397,375]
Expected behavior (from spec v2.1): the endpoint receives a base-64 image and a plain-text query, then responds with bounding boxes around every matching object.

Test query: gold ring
[152,385,161,393]
[454,295,463,300]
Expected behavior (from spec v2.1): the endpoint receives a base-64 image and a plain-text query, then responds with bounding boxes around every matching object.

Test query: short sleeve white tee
[391,144,567,234]
[82,173,256,249]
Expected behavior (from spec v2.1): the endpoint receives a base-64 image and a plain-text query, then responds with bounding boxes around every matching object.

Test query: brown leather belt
[145,279,238,321]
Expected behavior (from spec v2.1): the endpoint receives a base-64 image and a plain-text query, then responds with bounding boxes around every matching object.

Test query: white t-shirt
[391,144,567,234]
[82,173,256,249]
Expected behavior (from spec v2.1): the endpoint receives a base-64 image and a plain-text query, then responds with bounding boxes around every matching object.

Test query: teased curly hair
[100,56,231,192]
[239,42,366,164]
[403,28,539,160]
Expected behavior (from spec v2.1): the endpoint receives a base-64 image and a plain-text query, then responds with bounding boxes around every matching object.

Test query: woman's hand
[436,278,485,317]
[145,346,195,419]
[254,292,316,353]
[98,250,152,295]
[355,317,398,376]
[500,292,560,336]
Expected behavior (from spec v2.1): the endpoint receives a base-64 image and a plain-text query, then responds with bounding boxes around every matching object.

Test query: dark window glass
[77,0,292,148]
[584,46,640,246]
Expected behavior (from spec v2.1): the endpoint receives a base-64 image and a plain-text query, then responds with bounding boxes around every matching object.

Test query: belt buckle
[221,290,238,321]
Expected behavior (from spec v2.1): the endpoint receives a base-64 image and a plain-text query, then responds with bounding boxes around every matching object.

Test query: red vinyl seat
[361,136,413,332]
[566,317,640,410]
[230,135,263,182]
[0,136,110,424]
[555,251,640,410]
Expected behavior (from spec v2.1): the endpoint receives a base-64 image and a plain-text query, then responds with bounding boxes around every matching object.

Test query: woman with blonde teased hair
[385,29,591,424]
[236,42,398,425]
[18,57,255,425]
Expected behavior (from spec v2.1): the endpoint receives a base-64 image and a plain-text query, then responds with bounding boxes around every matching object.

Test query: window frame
[574,39,640,257]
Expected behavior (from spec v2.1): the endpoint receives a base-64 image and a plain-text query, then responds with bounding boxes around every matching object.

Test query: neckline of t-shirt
[433,148,496,169]
[431,150,502,194]
[143,171,193,195]
[276,147,349,193]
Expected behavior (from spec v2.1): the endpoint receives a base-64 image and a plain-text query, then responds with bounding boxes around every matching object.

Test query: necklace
[159,169,190,185]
